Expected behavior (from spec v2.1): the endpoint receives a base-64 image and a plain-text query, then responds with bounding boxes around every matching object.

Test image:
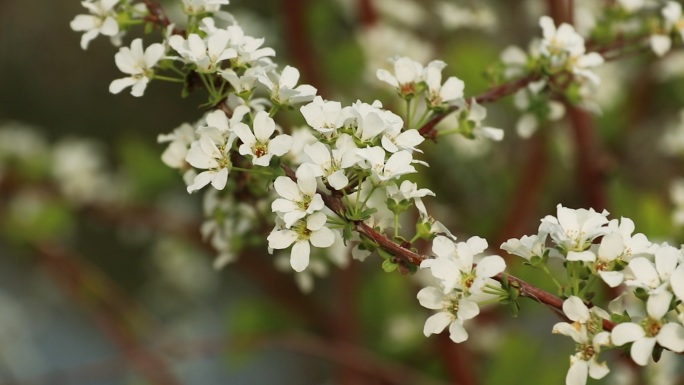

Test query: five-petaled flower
[109,39,165,97]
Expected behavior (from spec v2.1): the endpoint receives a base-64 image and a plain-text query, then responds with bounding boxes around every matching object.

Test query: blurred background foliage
[2,0,684,384]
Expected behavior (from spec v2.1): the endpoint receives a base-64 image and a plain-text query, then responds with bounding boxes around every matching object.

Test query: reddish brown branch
[141,0,173,29]
[567,106,608,211]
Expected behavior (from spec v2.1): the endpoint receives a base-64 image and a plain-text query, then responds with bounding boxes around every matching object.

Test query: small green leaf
[382,258,398,273]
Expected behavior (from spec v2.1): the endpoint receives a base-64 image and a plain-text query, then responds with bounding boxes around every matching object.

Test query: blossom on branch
[70,0,120,50]
[109,39,165,97]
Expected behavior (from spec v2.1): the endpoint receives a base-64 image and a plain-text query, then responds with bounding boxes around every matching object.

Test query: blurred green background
[2,0,684,384]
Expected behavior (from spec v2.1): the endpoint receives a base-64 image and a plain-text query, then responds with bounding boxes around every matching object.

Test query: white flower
[267,212,336,272]
[220,67,262,94]
[185,127,234,193]
[70,0,120,50]
[500,232,548,261]
[423,60,465,108]
[624,244,680,295]
[539,16,585,59]
[651,2,684,56]
[417,286,480,343]
[271,166,325,227]
[258,66,317,106]
[357,147,418,184]
[304,134,359,190]
[421,235,505,295]
[109,39,165,97]
[538,16,604,84]
[457,99,504,141]
[552,297,611,385]
[611,291,684,366]
[617,0,644,12]
[385,180,435,218]
[300,96,346,137]
[539,204,610,258]
[222,24,276,66]
[184,109,245,193]
[376,56,425,96]
[181,0,229,15]
[343,100,400,143]
[513,80,565,138]
[233,111,292,166]
[158,123,197,168]
[381,125,424,153]
[169,31,237,73]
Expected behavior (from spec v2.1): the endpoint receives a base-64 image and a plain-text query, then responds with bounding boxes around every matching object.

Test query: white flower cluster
[417,235,506,343]
[268,97,432,272]
[502,204,684,384]
[376,56,503,141]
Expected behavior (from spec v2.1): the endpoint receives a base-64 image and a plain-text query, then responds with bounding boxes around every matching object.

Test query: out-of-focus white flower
[52,139,114,202]
[618,0,645,12]
[109,39,165,97]
[358,23,433,81]
[423,60,465,108]
[456,99,504,141]
[437,2,497,32]
[670,178,684,226]
[538,16,604,84]
[158,123,197,169]
[181,0,229,15]
[377,56,425,97]
[650,2,684,57]
[70,0,120,50]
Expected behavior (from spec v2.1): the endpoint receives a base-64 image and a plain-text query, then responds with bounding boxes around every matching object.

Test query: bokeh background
[2,0,684,384]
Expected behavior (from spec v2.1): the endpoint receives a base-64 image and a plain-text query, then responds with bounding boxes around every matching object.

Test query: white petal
[186,170,214,193]
[611,323,645,346]
[290,240,311,272]
[566,359,588,385]
[310,227,335,248]
[598,271,624,287]
[563,296,590,322]
[423,312,452,336]
[267,229,298,249]
[417,286,444,310]
[657,323,684,353]
[109,77,137,94]
[210,167,228,190]
[274,177,301,201]
[650,34,672,57]
[475,255,506,278]
[448,320,468,343]
[253,111,275,140]
[457,299,480,320]
[327,170,348,190]
[268,135,293,156]
[630,337,656,366]
[670,265,684,301]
